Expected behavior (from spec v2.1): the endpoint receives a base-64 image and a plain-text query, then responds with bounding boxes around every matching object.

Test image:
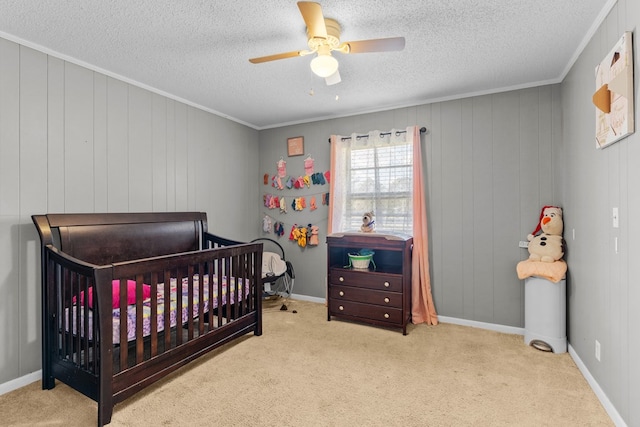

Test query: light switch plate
[613,207,619,228]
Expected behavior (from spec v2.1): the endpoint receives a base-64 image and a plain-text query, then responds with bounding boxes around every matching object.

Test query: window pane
[345,142,413,234]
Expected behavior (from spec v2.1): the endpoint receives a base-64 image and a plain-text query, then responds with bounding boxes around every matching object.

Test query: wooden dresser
[326,233,413,335]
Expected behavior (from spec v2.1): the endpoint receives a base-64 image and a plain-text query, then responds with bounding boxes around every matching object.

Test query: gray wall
[3,2,639,423]
[258,1,640,423]
[561,0,639,425]
[259,86,562,325]
[0,39,260,385]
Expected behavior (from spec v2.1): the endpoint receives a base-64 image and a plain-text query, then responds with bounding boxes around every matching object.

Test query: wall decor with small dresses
[262,155,329,248]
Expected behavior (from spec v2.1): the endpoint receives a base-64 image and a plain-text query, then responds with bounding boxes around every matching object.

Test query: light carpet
[0,299,612,426]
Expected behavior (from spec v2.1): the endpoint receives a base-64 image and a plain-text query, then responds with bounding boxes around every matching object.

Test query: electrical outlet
[595,340,601,361]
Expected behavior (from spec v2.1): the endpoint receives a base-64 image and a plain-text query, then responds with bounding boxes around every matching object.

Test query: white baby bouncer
[251,238,295,310]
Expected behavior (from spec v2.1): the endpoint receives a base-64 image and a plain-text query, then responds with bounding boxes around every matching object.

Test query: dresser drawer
[329,299,403,325]
[329,285,402,308]
[326,233,413,334]
[328,268,402,292]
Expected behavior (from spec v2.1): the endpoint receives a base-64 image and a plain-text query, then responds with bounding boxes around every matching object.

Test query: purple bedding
[66,274,248,344]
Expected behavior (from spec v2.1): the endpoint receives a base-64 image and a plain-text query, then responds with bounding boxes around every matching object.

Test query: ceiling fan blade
[325,70,341,86]
[249,51,304,64]
[298,1,327,39]
[340,37,406,54]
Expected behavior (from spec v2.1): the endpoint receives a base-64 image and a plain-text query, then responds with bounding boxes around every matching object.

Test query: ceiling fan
[249,1,405,85]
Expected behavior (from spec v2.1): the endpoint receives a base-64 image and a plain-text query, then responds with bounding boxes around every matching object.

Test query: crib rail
[204,232,245,249]
[41,242,262,425]
[108,244,262,371]
[42,246,101,398]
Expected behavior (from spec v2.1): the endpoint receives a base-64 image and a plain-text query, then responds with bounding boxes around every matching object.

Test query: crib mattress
[66,274,248,344]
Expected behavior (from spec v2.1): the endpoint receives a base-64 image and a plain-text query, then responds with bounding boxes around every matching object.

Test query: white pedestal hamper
[524,276,567,353]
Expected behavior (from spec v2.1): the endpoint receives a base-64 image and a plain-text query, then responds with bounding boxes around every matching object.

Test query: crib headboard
[32,212,209,265]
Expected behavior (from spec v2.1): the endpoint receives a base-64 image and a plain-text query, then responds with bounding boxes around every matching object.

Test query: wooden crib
[32,212,262,426]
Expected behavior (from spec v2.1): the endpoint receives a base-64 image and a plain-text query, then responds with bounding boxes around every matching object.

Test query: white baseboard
[0,370,41,397]
[289,293,325,304]
[438,315,525,335]
[568,344,627,427]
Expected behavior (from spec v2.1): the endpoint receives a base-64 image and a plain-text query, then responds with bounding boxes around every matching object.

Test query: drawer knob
[384,281,390,287]
[384,297,390,303]
[339,276,344,282]
[339,305,344,311]
[339,291,344,296]
[384,313,390,319]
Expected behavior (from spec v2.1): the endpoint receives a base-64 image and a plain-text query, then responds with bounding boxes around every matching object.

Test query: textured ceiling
[0,0,613,129]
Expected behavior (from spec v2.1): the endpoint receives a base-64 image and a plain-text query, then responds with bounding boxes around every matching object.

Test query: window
[331,131,414,234]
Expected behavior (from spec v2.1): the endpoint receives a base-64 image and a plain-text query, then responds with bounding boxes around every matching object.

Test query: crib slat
[175,269,183,346]
[236,254,243,317]
[216,257,224,327]
[207,260,215,332]
[163,270,172,351]
[225,256,233,324]
[91,275,99,374]
[72,272,79,365]
[150,272,159,357]
[186,265,194,341]
[118,279,128,371]
[198,262,206,335]
[230,255,238,320]
[135,275,144,365]
[63,268,72,361]
[81,275,90,369]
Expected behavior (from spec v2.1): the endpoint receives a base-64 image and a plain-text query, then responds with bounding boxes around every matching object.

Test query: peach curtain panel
[410,125,438,325]
[328,127,437,325]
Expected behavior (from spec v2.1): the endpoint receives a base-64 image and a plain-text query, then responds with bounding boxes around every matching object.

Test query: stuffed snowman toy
[527,206,565,262]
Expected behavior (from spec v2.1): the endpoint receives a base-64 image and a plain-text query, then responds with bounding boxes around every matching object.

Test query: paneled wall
[3,3,639,421]
[0,38,260,385]
[259,85,562,328]
[561,0,639,425]
[259,2,640,423]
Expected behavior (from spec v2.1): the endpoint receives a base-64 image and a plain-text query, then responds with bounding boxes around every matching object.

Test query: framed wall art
[287,136,304,156]
[593,31,634,149]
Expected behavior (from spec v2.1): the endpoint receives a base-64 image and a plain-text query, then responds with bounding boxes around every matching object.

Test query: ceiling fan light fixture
[248,2,406,86]
[310,53,339,78]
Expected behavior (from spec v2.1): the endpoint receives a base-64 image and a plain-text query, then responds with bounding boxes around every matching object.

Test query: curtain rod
[328,126,428,143]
